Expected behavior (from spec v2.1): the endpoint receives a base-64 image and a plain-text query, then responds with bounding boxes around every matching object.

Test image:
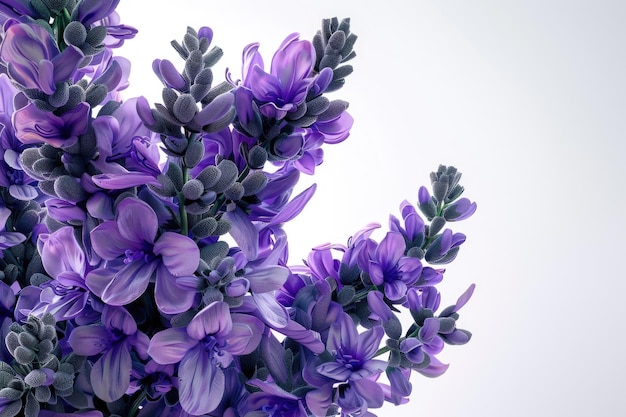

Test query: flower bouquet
[0,1,477,416]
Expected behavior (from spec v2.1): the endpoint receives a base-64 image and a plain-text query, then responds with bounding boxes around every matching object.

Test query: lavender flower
[0,21,84,94]
[240,33,315,120]
[68,305,149,402]
[359,231,423,301]
[86,197,199,313]
[148,301,264,415]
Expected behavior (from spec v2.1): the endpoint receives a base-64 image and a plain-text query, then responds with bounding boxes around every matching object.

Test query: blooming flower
[240,33,316,120]
[359,231,423,301]
[0,21,84,94]
[86,197,199,313]
[148,301,264,415]
[14,102,90,148]
[68,305,149,402]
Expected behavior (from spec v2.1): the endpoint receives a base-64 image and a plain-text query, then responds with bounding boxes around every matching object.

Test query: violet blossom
[0,21,84,95]
[86,197,199,313]
[148,301,264,415]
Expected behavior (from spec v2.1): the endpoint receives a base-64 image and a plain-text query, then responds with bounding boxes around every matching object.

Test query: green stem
[129,390,147,417]
[178,164,190,236]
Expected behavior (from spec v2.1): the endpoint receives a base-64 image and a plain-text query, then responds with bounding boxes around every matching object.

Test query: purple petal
[51,45,84,84]
[155,59,186,90]
[376,232,405,270]
[253,292,289,328]
[317,361,352,381]
[40,226,85,278]
[187,301,232,340]
[453,283,476,313]
[153,232,199,276]
[100,259,158,306]
[92,172,160,189]
[68,325,110,356]
[223,207,258,261]
[384,280,408,301]
[267,183,316,226]
[90,341,131,402]
[353,378,384,408]
[178,345,224,415]
[154,267,195,315]
[193,91,234,126]
[226,314,264,355]
[115,198,157,244]
[90,221,138,260]
[8,184,37,200]
[102,305,137,335]
[246,265,289,293]
[148,328,196,365]
[357,326,384,360]
[419,318,440,342]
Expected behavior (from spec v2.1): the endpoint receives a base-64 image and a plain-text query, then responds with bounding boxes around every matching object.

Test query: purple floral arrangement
[0,1,477,416]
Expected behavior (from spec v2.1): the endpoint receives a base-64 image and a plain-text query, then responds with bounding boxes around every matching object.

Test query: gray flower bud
[182,179,204,200]
[183,140,205,168]
[63,21,87,47]
[191,217,218,238]
[241,171,268,196]
[54,176,87,203]
[173,94,197,123]
[247,145,267,169]
[213,218,231,235]
[211,159,238,193]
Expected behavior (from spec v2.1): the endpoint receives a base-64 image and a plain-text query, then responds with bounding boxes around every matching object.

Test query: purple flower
[14,102,90,148]
[26,226,91,321]
[148,301,264,415]
[443,197,477,221]
[424,229,466,264]
[0,21,84,94]
[389,200,425,248]
[86,198,199,313]
[68,305,149,402]
[317,313,386,383]
[240,33,316,120]
[359,231,423,301]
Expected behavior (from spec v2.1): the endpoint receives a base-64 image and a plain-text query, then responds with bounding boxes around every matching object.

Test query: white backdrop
[116,1,626,416]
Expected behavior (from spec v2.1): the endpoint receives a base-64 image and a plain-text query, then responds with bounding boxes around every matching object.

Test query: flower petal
[154,267,195,315]
[90,341,131,402]
[153,232,199,276]
[178,345,225,415]
[148,327,196,365]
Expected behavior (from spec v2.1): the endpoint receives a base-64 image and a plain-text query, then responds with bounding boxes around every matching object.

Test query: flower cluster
[0,2,476,416]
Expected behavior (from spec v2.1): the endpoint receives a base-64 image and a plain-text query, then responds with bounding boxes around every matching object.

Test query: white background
[117,1,626,416]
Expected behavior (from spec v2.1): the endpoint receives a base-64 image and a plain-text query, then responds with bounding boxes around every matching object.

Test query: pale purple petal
[90,221,138,260]
[40,226,85,278]
[153,232,199,276]
[187,301,232,340]
[90,341,131,402]
[178,344,224,415]
[68,325,110,356]
[154,267,195,315]
[115,198,157,244]
[253,292,289,328]
[223,207,258,261]
[92,172,160,189]
[246,265,289,293]
[226,314,264,355]
[100,259,158,306]
[148,328,196,365]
